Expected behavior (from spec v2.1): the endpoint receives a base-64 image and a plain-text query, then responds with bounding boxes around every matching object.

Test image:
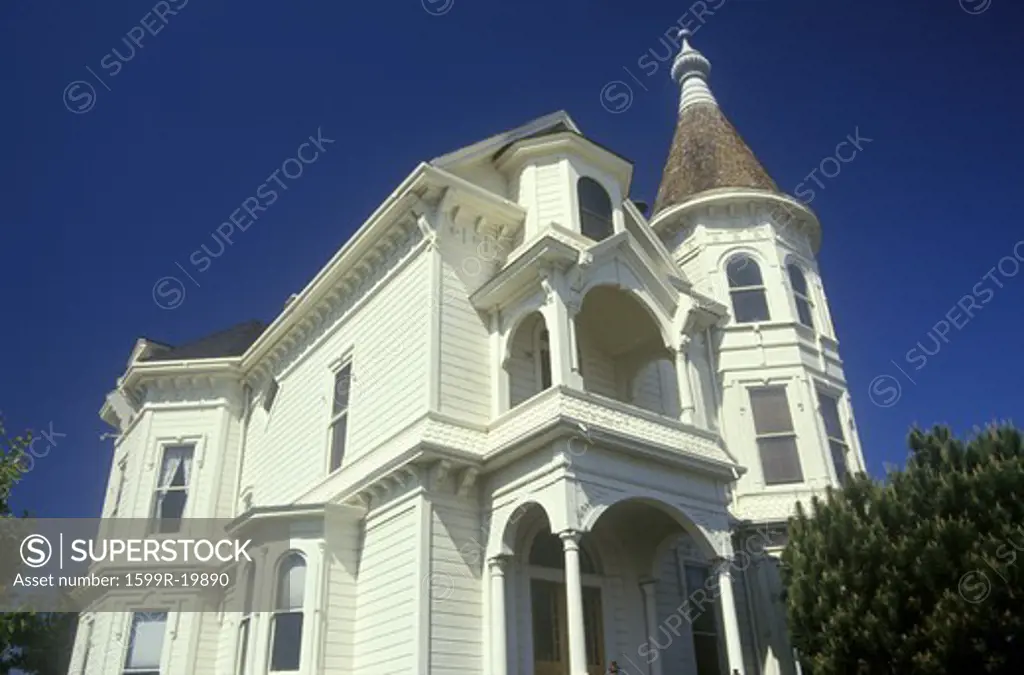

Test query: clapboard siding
[320,512,360,674]
[430,501,484,674]
[578,332,617,399]
[534,160,568,228]
[242,250,430,507]
[352,501,419,673]
[631,358,679,417]
[439,260,491,422]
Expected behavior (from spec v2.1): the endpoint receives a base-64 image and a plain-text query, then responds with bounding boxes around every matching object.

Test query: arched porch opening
[506,311,552,407]
[505,505,608,675]
[574,286,677,415]
[489,496,747,675]
[587,498,738,675]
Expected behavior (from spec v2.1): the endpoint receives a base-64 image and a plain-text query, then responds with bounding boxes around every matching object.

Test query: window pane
[787,264,809,295]
[726,256,763,288]
[758,436,804,484]
[818,393,844,440]
[157,446,193,489]
[330,415,347,471]
[749,388,794,435]
[578,178,614,241]
[333,365,352,414]
[531,581,559,661]
[580,211,613,241]
[155,490,187,532]
[582,587,603,666]
[795,297,814,328]
[125,612,167,670]
[730,290,770,323]
[693,633,723,675]
[830,440,849,482]
[270,612,303,671]
[684,565,718,635]
[276,555,306,611]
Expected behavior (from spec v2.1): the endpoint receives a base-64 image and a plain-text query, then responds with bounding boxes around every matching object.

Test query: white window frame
[121,610,169,675]
[150,443,195,533]
[786,262,815,329]
[748,385,805,486]
[725,254,771,324]
[269,552,307,673]
[327,359,353,473]
[817,389,850,483]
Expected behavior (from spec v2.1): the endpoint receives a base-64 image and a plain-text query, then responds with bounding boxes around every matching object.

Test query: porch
[487,497,750,675]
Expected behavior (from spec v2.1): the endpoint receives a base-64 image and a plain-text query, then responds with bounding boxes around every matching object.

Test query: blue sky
[1,0,1021,518]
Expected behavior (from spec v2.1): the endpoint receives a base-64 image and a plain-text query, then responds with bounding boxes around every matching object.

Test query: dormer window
[577,177,614,241]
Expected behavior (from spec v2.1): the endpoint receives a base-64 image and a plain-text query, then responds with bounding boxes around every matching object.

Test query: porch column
[560,530,589,675]
[675,336,697,424]
[639,580,664,675]
[488,556,509,675]
[716,561,746,675]
[540,270,584,391]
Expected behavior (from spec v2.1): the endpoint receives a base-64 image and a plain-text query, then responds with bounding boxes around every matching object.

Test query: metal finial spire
[671,26,715,112]
[676,27,693,49]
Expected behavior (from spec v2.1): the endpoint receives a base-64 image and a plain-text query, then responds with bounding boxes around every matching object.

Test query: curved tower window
[577,177,614,241]
[725,255,770,323]
[270,553,306,672]
[787,264,814,328]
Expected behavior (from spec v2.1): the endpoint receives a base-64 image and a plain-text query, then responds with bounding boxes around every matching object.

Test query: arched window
[236,563,256,675]
[270,553,306,672]
[725,255,770,324]
[787,264,814,328]
[534,324,552,390]
[577,177,614,241]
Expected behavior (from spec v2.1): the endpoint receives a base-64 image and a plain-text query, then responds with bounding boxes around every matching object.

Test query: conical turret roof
[652,29,778,215]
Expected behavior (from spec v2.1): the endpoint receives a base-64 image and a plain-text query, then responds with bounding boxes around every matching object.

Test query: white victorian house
[70,31,866,675]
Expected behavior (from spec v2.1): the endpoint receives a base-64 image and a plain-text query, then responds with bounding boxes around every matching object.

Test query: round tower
[650,29,866,524]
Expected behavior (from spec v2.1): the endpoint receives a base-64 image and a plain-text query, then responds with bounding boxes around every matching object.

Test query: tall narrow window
[270,553,306,672]
[578,177,614,241]
[236,563,257,675]
[726,256,770,323]
[818,392,849,483]
[330,364,352,472]
[685,565,723,675]
[535,326,552,390]
[787,264,814,328]
[749,387,804,485]
[152,445,193,533]
[123,611,168,675]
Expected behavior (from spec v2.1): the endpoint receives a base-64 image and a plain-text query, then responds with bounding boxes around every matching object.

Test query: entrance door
[531,579,605,675]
